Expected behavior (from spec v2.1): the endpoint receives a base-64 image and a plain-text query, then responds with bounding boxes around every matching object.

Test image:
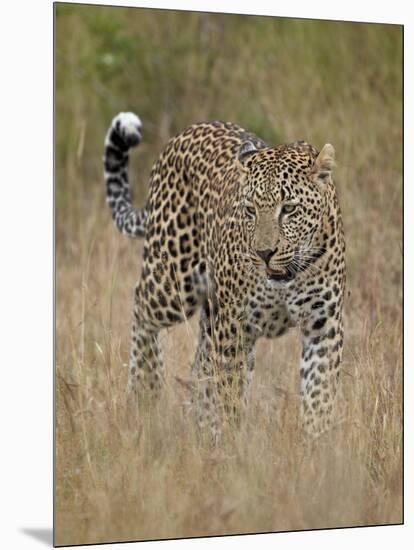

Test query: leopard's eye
[281,203,297,215]
[245,204,256,217]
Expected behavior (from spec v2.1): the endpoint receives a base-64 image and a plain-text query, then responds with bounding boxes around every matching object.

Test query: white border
[1,0,411,549]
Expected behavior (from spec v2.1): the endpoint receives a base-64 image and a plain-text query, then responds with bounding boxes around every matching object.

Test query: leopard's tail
[103,112,147,238]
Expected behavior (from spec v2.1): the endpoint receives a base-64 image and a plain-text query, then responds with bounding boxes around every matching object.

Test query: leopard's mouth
[265,267,296,283]
[265,247,325,282]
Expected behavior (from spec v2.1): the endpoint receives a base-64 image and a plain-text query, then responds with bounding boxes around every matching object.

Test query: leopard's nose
[256,248,274,264]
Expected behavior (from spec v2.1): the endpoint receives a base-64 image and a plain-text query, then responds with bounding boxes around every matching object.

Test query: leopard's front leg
[298,294,344,436]
[192,298,254,442]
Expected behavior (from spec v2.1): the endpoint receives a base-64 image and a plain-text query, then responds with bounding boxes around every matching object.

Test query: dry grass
[55,5,402,546]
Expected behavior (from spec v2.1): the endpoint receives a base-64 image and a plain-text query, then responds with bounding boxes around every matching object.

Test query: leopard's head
[238,140,335,283]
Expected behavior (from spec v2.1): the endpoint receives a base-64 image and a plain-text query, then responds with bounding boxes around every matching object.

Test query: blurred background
[55,4,402,546]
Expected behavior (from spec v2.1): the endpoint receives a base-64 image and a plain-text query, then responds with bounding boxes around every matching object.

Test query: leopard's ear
[238,140,257,165]
[311,144,335,185]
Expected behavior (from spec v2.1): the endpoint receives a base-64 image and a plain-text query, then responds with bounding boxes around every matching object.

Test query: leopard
[103,111,346,440]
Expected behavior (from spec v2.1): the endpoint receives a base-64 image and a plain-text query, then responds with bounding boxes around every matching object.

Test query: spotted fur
[103,112,346,439]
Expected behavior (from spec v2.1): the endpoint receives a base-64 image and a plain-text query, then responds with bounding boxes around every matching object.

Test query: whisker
[290,256,322,277]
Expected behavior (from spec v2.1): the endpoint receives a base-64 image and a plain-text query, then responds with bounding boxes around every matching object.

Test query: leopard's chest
[243,280,293,339]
